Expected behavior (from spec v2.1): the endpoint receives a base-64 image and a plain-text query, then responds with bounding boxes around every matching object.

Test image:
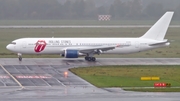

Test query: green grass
[0,20,180,25]
[124,88,180,92]
[1,27,180,58]
[70,65,180,92]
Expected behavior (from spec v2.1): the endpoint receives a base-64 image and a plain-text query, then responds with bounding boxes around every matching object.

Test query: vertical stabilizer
[140,12,174,41]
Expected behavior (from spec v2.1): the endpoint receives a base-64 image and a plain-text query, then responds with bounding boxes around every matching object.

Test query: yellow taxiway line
[0,64,24,89]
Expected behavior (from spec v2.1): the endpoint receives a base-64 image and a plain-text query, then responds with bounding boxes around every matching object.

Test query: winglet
[140,12,174,41]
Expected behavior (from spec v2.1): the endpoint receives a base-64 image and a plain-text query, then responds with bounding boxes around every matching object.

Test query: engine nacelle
[63,49,79,58]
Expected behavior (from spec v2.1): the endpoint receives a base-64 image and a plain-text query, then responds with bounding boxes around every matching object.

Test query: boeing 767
[6,12,174,61]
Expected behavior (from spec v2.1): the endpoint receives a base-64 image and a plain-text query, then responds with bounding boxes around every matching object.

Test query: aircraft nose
[6,44,13,51]
[6,44,10,50]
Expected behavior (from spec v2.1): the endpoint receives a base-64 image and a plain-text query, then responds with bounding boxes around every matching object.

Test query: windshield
[10,42,16,45]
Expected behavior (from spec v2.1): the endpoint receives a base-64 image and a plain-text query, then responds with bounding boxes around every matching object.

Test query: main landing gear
[18,53,22,61]
[85,56,96,62]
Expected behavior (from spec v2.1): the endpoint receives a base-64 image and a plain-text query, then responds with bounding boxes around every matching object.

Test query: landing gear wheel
[18,56,22,61]
[85,56,88,61]
[91,57,96,61]
[84,57,96,62]
[87,57,91,61]
[17,53,22,61]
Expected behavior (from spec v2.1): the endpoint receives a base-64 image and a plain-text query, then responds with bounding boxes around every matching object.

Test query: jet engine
[61,49,84,58]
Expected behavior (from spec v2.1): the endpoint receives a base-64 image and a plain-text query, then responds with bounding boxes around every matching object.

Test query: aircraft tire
[91,57,96,61]
[18,57,22,61]
[88,57,92,61]
[85,56,88,61]
[85,57,96,62]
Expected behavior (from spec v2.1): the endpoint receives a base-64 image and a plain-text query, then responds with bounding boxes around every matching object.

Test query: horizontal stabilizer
[149,40,169,46]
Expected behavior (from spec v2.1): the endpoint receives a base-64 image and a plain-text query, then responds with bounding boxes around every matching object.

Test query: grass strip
[70,65,180,92]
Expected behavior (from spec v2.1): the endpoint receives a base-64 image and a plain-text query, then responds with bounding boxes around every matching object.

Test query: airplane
[6,12,174,62]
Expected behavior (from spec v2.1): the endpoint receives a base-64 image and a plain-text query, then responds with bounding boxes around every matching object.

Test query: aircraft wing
[79,45,119,53]
[65,45,120,54]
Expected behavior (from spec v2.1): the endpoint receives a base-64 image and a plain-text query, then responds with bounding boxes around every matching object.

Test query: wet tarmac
[0,65,91,87]
[1,58,180,66]
[0,58,180,101]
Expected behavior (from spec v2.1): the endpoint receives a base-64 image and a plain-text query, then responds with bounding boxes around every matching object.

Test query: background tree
[144,2,165,19]
[0,0,179,20]
[84,0,97,19]
[126,0,143,19]
[71,0,85,19]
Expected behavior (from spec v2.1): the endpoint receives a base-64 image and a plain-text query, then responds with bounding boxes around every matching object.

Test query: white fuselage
[6,37,169,55]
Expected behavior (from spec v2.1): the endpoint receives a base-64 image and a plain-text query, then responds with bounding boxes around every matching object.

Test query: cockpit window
[11,42,16,45]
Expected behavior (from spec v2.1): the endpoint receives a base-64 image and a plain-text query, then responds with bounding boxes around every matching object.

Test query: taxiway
[0,58,180,65]
[0,58,179,101]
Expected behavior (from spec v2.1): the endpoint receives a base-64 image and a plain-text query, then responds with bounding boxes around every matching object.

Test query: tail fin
[140,12,174,41]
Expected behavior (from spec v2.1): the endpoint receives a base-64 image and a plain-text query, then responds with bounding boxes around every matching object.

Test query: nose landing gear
[18,53,22,61]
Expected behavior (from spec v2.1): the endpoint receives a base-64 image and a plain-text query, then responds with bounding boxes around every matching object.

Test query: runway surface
[1,58,180,65]
[0,58,180,101]
[0,25,180,28]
